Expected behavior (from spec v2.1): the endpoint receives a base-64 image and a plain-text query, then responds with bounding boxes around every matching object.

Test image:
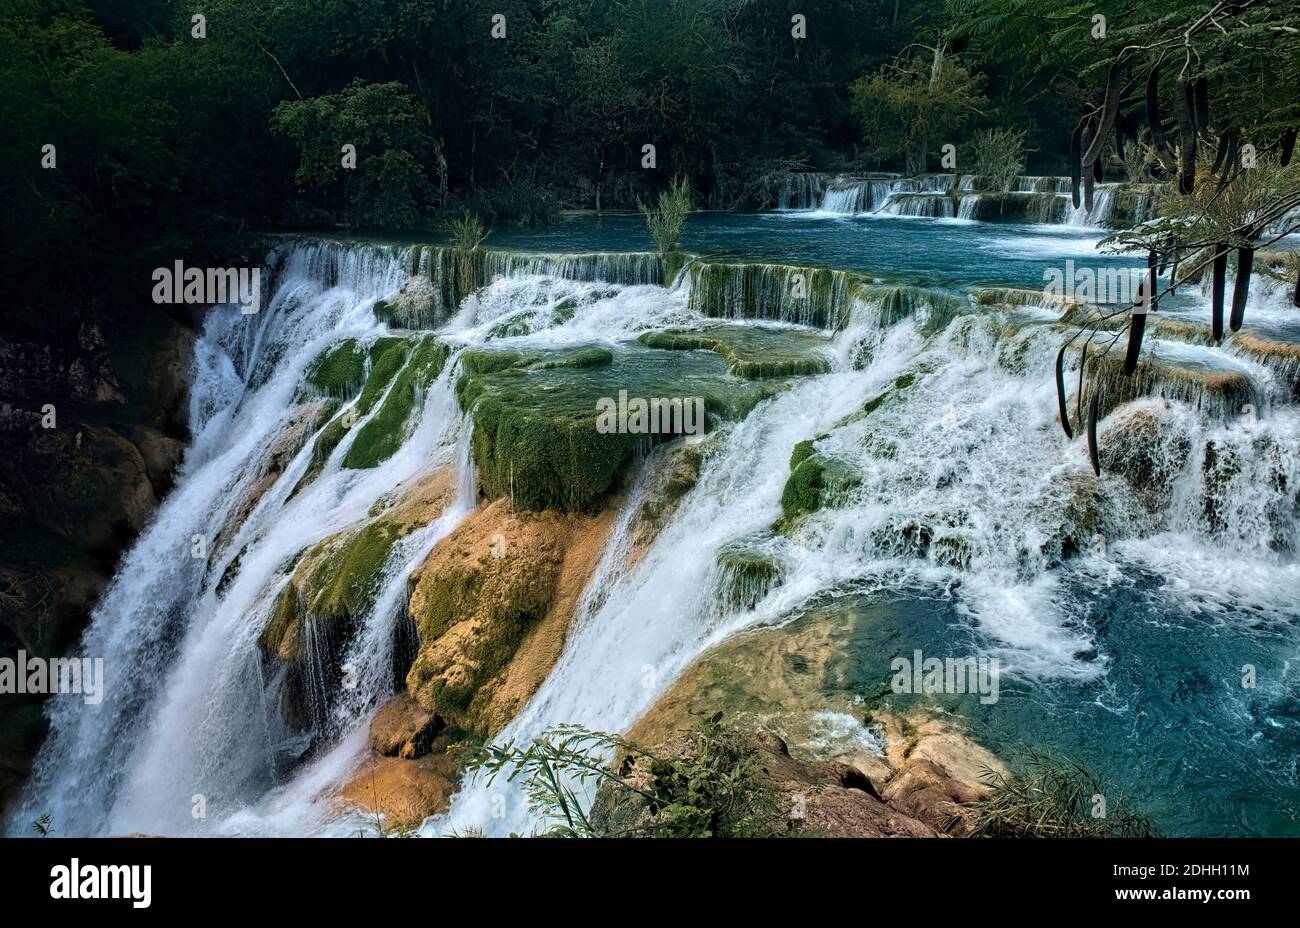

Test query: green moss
[487,316,534,339]
[258,584,303,656]
[460,349,526,377]
[638,326,831,380]
[456,343,790,512]
[661,250,688,284]
[355,338,412,416]
[292,410,352,493]
[406,545,560,724]
[553,297,579,324]
[836,367,925,428]
[344,336,450,470]
[778,452,861,525]
[716,541,783,612]
[789,439,815,470]
[258,518,407,658]
[467,392,639,512]
[305,520,402,618]
[781,455,826,520]
[305,339,367,398]
[537,347,613,370]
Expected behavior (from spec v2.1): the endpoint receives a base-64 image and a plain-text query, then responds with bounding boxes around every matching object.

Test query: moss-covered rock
[344,336,450,470]
[789,439,815,470]
[304,340,367,398]
[779,449,860,524]
[1229,332,1300,400]
[834,367,925,430]
[638,325,831,380]
[1083,352,1255,423]
[215,399,336,552]
[260,468,455,664]
[375,275,443,329]
[456,345,781,512]
[1030,472,1114,566]
[716,538,784,612]
[626,432,727,567]
[1098,402,1193,511]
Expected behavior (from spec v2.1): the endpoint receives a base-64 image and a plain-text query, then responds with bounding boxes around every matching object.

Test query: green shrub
[961,753,1157,838]
[463,715,786,838]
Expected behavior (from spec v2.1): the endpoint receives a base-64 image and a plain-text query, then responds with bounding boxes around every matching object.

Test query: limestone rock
[369,693,442,759]
[405,497,618,735]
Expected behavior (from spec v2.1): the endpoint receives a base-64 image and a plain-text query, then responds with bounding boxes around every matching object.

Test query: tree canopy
[2,0,1296,333]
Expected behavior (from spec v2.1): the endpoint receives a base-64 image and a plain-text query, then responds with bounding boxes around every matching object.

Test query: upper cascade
[766,171,1156,226]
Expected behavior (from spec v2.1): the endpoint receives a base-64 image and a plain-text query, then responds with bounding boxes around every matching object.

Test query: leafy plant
[1113,126,1159,185]
[462,714,787,838]
[637,176,693,258]
[444,211,489,251]
[849,48,987,175]
[31,814,52,837]
[960,753,1157,838]
[971,127,1028,191]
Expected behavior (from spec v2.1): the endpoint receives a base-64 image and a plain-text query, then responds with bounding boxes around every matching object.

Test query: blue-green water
[491,211,1145,293]
[798,584,1300,837]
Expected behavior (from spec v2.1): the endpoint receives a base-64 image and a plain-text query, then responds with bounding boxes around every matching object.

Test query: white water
[10,234,1299,838]
[434,268,1300,834]
[782,172,1146,227]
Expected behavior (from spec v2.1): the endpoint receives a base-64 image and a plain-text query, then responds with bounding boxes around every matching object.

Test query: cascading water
[433,255,1300,836]
[789,172,1140,227]
[6,241,470,836]
[10,218,1299,838]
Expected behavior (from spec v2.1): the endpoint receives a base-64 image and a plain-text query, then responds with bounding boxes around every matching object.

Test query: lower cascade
[7,226,1300,839]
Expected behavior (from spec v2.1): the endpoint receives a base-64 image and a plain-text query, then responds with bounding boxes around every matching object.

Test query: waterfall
[769,172,825,210]
[1066,184,1120,226]
[793,172,1144,226]
[433,269,1300,835]
[684,260,867,328]
[7,241,469,836]
[11,227,1298,838]
[881,193,957,218]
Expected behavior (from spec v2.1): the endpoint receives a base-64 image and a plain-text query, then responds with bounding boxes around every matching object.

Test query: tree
[271,80,435,229]
[849,48,987,172]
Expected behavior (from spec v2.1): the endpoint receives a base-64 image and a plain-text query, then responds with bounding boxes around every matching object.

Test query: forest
[6,0,1294,328]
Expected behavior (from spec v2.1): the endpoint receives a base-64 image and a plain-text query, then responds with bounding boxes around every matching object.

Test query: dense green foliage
[4,0,1297,337]
[465,716,787,837]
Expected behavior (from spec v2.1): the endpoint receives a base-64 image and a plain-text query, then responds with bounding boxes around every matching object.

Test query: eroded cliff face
[0,306,196,812]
